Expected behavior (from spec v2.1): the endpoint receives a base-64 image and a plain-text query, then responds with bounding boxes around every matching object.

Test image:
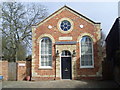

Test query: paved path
[2,80,120,88]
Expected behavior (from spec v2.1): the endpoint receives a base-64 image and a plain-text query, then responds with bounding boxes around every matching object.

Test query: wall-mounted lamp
[72,50,76,57]
[56,50,59,57]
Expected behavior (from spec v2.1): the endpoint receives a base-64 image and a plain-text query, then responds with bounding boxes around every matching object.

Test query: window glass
[40,37,52,67]
[60,20,71,31]
[81,36,93,67]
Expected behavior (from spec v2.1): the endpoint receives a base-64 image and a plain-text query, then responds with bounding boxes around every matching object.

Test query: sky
[1,0,119,38]
[39,2,118,38]
[118,1,120,17]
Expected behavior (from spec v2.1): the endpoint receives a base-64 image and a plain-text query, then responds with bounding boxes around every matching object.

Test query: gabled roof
[32,5,100,27]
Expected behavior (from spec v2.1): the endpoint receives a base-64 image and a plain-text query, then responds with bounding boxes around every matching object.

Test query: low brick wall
[0,61,8,80]
[0,60,31,81]
[17,61,27,81]
[17,61,31,81]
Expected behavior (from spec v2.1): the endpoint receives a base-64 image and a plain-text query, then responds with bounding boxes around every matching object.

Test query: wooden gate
[26,61,31,79]
[8,62,17,81]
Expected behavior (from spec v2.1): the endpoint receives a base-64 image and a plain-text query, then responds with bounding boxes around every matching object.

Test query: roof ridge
[32,5,100,26]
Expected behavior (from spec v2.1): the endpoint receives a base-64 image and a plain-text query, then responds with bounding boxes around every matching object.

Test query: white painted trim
[37,34,55,43]
[39,37,53,68]
[59,37,73,40]
[77,33,96,42]
[80,66,94,68]
[79,36,94,68]
[60,50,72,80]
[35,6,100,27]
[39,66,52,69]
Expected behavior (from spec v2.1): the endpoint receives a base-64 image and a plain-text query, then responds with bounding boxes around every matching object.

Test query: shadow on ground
[74,80,120,88]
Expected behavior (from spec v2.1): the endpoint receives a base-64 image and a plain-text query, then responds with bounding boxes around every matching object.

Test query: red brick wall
[17,61,32,81]
[32,7,101,80]
[17,61,27,81]
[0,61,8,80]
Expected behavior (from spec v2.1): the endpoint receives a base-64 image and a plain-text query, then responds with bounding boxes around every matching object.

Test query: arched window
[40,37,52,68]
[80,36,94,68]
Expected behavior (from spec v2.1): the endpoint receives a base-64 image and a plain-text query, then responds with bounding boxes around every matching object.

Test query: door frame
[60,50,72,80]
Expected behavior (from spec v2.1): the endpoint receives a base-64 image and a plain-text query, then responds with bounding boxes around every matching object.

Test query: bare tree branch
[2,2,48,61]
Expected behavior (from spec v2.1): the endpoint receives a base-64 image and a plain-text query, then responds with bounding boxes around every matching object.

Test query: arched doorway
[61,50,72,79]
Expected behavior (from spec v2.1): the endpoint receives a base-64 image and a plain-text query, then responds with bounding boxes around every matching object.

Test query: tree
[1,2,48,61]
[101,31,106,47]
[100,31,106,59]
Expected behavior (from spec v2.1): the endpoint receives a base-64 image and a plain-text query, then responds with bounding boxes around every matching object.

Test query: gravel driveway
[1,80,120,88]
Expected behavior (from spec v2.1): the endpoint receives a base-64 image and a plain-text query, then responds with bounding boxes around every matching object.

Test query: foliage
[101,31,106,47]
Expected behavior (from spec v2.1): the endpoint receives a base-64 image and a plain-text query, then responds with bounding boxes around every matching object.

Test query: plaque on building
[59,37,72,40]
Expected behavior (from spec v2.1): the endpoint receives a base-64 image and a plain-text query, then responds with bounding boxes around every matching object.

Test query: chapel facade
[32,6,102,80]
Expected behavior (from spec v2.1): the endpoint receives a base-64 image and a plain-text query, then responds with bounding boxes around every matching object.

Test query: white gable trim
[66,8,95,25]
[34,6,100,28]
[36,8,66,27]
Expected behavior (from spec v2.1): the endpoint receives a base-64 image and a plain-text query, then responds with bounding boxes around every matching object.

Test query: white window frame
[39,37,52,69]
[80,36,94,68]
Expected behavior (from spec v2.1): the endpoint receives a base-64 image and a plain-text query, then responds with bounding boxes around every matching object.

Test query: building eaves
[32,5,100,27]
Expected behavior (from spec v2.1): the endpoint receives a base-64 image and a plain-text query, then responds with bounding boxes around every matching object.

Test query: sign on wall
[59,37,72,40]
[18,63,26,67]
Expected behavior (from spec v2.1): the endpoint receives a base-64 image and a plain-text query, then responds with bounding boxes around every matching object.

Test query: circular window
[58,18,73,34]
[60,20,71,31]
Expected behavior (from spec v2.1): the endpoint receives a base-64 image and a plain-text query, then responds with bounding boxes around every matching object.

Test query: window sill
[38,67,53,70]
[80,66,94,69]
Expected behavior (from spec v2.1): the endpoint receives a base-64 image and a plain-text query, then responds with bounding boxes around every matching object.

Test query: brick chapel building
[32,6,102,80]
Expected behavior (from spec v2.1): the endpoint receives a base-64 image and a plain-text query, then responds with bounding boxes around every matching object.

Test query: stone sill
[38,67,53,70]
